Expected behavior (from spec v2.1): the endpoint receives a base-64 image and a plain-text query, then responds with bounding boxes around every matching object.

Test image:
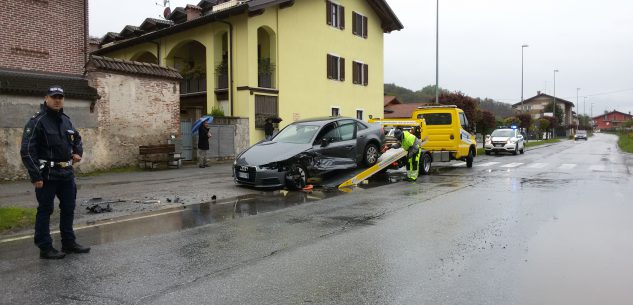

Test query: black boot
[62,242,91,254]
[40,247,66,259]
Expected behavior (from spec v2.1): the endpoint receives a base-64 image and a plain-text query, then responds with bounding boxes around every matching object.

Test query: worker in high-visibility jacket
[391,129,423,181]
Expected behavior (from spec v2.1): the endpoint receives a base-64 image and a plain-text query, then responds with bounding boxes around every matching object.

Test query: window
[352,61,368,85]
[331,107,340,117]
[418,113,452,125]
[255,95,278,128]
[357,121,368,130]
[352,12,368,38]
[327,54,345,81]
[356,109,364,120]
[326,1,344,30]
[338,119,357,141]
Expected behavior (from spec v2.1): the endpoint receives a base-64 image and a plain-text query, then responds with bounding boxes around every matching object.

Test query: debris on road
[86,203,113,214]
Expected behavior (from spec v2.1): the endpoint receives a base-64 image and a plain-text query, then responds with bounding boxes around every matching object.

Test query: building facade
[94,0,403,145]
[592,110,633,130]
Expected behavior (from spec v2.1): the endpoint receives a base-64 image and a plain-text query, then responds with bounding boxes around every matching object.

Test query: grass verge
[617,132,633,153]
[525,138,561,148]
[0,207,36,233]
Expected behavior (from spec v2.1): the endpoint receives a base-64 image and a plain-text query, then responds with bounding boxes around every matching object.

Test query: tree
[504,116,520,127]
[476,110,496,135]
[543,102,564,125]
[535,118,550,140]
[439,91,478,124]
[516,113,532,130]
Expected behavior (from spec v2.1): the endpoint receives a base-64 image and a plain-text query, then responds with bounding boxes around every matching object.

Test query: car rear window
[417,113,452,125]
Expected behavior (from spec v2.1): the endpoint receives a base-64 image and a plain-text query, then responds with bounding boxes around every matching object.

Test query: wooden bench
[138,144,182,169]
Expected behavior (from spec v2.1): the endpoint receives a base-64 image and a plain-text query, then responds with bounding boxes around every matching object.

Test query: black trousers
[34,179,77,250]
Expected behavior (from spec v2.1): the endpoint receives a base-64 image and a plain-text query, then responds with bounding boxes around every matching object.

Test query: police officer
[20,85,90,259]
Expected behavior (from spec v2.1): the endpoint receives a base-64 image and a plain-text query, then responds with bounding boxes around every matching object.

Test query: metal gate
[209,125,235,158]
[180,121,193,160]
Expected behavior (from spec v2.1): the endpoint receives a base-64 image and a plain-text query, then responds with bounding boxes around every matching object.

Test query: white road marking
[558,164,577,170]
[475,162,501,167]
[500,162,524,168]
[589,165,606,171]
[527,163,548,169]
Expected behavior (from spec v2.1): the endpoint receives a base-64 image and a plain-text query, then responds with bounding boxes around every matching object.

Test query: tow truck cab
[411,105,477,167]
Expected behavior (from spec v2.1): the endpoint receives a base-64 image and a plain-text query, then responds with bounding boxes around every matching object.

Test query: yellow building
[94,0,403,145]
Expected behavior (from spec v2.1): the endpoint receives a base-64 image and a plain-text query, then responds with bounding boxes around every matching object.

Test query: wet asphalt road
[1,133,632,305]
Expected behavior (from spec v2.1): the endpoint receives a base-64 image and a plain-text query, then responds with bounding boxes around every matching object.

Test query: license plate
[237,172,249,179]
[494,144,502,147]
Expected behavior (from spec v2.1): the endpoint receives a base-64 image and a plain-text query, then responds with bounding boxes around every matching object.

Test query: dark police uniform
[20,103,83,251]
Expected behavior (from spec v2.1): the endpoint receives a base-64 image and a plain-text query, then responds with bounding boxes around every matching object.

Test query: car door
[314,120,357,160]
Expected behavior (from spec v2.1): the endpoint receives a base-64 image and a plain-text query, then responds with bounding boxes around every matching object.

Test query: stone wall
[0,72,180,181]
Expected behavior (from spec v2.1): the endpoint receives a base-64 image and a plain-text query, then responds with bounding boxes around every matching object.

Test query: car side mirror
[320,138,329,147]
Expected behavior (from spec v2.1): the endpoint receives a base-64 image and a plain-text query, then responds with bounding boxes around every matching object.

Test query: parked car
[484,128,525,155]
[575,130,588,141]
[234,117,385,189]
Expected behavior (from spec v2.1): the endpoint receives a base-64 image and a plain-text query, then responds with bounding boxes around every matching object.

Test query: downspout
[217,20,234,116]
[84,0,88,66]
[148,40,161,65]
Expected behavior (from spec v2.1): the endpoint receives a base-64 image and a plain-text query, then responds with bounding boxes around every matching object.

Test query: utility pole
[583,96,587,116]
[521,44,529,111]
[435,0,439,104]
[553,69,558,137]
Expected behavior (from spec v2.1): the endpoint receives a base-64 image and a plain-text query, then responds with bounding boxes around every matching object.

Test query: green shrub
[210,106,225,117]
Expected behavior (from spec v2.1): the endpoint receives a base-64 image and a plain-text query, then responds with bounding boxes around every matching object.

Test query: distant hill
[384,83,514,118]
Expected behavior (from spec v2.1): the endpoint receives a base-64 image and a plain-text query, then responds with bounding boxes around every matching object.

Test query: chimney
[537,90,541,95]
[185,4,202,21]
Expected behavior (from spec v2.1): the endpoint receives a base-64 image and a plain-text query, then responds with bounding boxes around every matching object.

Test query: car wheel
[466,149,474,168]
[520,146,524,154]
[419,153,432,175]
[285,164,307,190]
[363,143,379,167]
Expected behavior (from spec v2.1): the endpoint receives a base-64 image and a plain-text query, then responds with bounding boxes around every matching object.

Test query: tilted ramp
[338,148,407,189]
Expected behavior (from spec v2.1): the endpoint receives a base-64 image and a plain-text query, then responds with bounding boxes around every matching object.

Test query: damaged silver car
[234,117,385,189]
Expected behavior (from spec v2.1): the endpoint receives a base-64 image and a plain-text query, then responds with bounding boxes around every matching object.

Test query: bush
[210,106,225,117]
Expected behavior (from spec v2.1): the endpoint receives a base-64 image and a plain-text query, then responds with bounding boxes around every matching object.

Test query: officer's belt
[39,159,73,169]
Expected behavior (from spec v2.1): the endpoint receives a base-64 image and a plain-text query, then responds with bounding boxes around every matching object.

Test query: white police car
[484,127,525,155]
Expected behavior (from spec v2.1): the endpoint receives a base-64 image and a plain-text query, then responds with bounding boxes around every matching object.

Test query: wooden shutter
[363,64,368,86]
[352,12,357,35]
[363,16,368,38]
[339,6,345,29]
[327,54,333,79]
[352,62,358,84]
[326,1,332,25]
[340,57,345,81]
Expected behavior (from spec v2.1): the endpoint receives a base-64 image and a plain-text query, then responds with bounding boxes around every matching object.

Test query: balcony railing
[216,74,228,90]
[180,77,207,95]
[258,73,275,88]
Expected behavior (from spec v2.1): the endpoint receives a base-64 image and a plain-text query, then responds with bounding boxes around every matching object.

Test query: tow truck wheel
[466,149,474,168]
[286,165,307,190]
[363,143,379,167]
[420,153,432,175]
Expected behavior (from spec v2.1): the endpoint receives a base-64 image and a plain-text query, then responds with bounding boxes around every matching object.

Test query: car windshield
[491,130,514,137]
[274,124,321,144]
[577,130,587,135]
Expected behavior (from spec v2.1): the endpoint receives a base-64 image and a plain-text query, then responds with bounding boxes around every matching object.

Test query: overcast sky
[90,0,633,116]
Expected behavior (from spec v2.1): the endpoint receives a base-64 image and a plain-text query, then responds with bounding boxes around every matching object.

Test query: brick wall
[0,0,87,75]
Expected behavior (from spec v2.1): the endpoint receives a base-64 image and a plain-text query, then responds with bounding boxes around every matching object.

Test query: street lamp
[521,44,529,111]
[553,69,559,136]
[576,88,580,116]
[435,0,439,104]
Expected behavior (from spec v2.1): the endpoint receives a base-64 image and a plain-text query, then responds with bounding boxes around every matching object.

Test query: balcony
[180,77,206,95]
